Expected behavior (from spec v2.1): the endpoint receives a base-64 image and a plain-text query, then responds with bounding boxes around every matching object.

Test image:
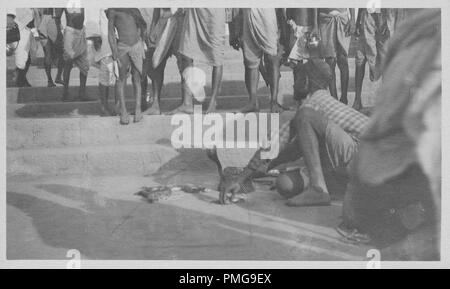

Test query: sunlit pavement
[7,173,370,261]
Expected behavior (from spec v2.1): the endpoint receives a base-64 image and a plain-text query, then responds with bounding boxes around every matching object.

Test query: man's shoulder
[302,89,334,106]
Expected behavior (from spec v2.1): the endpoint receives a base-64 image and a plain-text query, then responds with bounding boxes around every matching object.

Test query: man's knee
[243,57,260,70]
[266,53,281,65]
[337,54,348,67]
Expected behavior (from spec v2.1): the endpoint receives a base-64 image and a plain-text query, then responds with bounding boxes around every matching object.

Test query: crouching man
[220,58,369,206]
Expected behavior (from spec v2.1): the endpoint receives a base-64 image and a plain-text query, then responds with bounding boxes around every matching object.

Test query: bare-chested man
[55,8,90,101]
[314,8,355,104]
[107,8,147,124]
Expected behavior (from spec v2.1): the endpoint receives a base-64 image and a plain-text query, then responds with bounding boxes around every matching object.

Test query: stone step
[6,94,298,119]
[7,112,296,150]
[7,143,215,177]
[6,77,293,104]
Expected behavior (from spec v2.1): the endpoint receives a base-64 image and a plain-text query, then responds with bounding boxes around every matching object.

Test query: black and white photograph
[1,0,448,270]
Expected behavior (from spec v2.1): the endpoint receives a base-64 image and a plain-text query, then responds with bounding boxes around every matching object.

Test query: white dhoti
[15,28,32,69]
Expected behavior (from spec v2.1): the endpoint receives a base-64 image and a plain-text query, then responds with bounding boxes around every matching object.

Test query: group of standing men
[7,7,406,122]
[7,8,91,102]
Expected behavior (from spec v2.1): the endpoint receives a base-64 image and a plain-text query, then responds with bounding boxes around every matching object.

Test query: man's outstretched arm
[219,121,294,204]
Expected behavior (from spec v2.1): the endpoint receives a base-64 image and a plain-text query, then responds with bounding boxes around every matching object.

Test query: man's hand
[219,182,241,204]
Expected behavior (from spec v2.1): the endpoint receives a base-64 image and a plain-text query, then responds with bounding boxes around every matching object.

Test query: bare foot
[166,105,194,115]
[340,97,348,105]
[206,100,217,114]
[285,186,331,207]
[99,105,112,116]
[134,109,143,123]
[120,111,130,125]
[240,102,259,113]
[271,102,288,113]
[113,103,121,116]
[352,101,363,111]
[143,103,161,115]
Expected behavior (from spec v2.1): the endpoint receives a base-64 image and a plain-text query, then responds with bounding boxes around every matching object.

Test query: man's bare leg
[267,54,287,113]
[325,57,338,100]
[62,60,74,101]
[206,65,223,113]
[98,84,112,116]
[132,63,143,123]
[286,108,331,206]
[141,55,149,111]
[166,56,194,115]
[337,52,349,105]
[43,42,56,87]
[78,71,88,101]
[241,67,260,113]
[144,56,170,115]
[353,58,366,111]
[55,57,64,85]
[116,56,131,124]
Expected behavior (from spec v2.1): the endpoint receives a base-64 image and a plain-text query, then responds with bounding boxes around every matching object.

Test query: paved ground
[7,173,370,261]
[6,46,382,262]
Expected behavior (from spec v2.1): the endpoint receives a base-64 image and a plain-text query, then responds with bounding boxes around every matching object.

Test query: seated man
[220,58,369,206]
[107,8,147,124]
